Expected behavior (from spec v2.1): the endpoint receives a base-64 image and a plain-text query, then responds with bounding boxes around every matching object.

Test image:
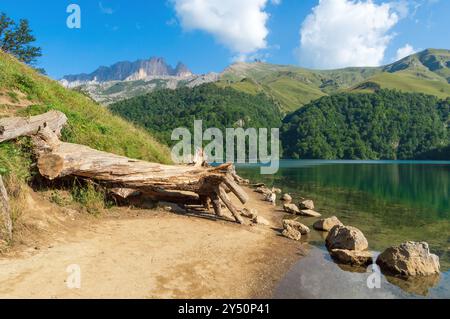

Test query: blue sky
[0,0,449,79]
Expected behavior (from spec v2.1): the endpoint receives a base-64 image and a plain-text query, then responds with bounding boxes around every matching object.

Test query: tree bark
[0,110,67,143]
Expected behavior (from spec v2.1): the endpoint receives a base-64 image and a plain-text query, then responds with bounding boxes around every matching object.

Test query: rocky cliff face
[62,57,193,86]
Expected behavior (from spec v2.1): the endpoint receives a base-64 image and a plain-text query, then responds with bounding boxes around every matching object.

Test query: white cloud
[172,0,278,58]
[297,0,402,69]
[395,44,417,60]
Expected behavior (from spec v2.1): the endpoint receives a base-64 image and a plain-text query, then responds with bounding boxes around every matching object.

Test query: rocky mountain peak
[62,57,194,85]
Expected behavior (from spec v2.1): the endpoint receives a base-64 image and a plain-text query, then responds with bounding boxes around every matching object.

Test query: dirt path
[0,189,302,299]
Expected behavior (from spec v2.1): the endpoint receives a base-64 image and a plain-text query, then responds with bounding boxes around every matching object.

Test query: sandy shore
[0,187,303,299]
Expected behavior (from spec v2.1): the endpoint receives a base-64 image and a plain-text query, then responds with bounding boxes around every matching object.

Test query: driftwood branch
[0,176,12,242]
[0,111,250,224]
[0,111,67,143]
[33,126,247,223]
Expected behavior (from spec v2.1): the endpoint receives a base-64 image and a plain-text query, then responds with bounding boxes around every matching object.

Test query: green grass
[219,50,450,112]
[0,50,172,164]
[351,72,450,99]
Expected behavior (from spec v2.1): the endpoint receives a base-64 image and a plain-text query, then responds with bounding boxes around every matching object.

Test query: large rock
[326,225,368,251]
[282,226,302,241]
[281,194,292,202]
[376,242,440,277]
[283,220,310,235]
[330,249,373,267]
[283,203,300,215]
[299,199,315,210]
[313,216,344,232]
[299,209,322,217]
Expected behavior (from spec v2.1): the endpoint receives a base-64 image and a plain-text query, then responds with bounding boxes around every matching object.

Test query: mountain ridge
[61,57,194,87]
[61,49,450,109]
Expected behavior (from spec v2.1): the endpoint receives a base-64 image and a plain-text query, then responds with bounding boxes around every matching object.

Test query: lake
[236,160,450,299]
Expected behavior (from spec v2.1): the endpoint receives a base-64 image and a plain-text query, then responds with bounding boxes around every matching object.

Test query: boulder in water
[326,225,368,251]
[330,249,373,267]
[313,216,344,232]
[376,242,440,277]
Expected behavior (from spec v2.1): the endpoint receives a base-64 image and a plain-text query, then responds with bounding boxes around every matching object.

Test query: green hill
[0,50,172,184]
[109,83,283,148]
[219,49,450,112]
[281,90,450,160]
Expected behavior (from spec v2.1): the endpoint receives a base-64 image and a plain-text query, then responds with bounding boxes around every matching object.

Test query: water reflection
[237,161,450,298]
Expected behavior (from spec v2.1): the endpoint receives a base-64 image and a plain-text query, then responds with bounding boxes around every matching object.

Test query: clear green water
[237,160,450,298]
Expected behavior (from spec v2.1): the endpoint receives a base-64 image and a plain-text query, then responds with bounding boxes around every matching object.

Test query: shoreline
[0,187,302,299]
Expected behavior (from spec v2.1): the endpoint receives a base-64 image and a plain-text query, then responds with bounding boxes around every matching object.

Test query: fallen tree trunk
[0,110,67,143]
[0,176,12,242]
[33,127,248,223]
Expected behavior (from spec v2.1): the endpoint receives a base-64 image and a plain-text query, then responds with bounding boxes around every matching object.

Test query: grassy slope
[219,50,450,112]
[350,72,450,99]
[0,51,173,238]
[0,50,172,170]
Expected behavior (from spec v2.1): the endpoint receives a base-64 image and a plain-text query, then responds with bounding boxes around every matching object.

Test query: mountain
[219,49,450,112]
[61,57,219,105]
[281,90,450,160]
[61,57,193,86]
[62,49,450,110]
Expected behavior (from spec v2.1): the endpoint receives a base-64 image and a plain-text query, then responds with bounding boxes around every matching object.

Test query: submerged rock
[330,249,373,267]
[313,216,344,232]
[281,194,292,202]
[283,220,310,235]
[299,209,322,218]
[299,200,315,210]
[283,203,300,215]
[326,225,368,251]
[282,226,302,241]
[376,242,440,277]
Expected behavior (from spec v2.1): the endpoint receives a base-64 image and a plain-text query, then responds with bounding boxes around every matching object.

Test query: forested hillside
[109,83,283,146]
[281,90,450,160]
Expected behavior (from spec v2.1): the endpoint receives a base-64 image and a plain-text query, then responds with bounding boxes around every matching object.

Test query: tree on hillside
[0,12,41,64]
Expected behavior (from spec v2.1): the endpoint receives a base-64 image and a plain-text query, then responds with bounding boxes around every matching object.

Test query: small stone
[283,203,300,215]
[282,226,302,241]
[283,219,310,235]
[253,215,271,226]
[255,186,272,196]
[264,192,276,205]
[241,208,258,219]
[313,216,344,231]
[300,209,322,217]
[271,188,282,194]
[299,200,315,210]
[281,194,292,202]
